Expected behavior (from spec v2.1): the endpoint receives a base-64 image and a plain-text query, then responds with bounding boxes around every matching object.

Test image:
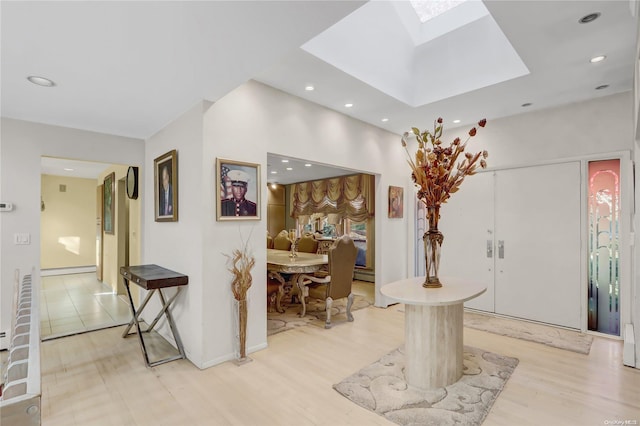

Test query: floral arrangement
[401,117,488,227]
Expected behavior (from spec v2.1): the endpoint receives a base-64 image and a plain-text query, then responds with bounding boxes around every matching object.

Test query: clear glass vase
[233,297,252,365]
[423,206,443,288]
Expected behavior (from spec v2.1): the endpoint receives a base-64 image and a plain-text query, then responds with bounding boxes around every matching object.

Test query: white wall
[0,118,144,349]
[200,80,408,366]
[444,92,633,168]
[143,102,208,367]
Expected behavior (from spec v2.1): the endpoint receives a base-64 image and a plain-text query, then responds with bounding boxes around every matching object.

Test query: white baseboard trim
[41,266,97,276]
[623,323,636,367]
[199,342,268,370]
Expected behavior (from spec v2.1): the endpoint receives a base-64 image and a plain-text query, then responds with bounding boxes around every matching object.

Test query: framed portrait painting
[388,185,403,218]
[103,172,115,234]
[154,150,178,222]
[216,158,260,221]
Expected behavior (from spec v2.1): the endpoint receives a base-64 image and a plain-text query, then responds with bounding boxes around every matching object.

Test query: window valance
[289,174,374,222]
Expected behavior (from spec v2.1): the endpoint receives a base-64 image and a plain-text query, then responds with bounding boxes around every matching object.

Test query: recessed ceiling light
[304,163,312,167]
[305,85,315,91]
[271,183,277,189]
[590,55,606,63]
[63,168,74,172]
[286,167,293,171]
[27,75,56,87]
[521,102,532,107]
[381,118,389,122]
[595,84,609,90]
[344,103,353,108]
[453,119,461,124]
[281,159,289,163]
[579,12,600,24]
[270,171,277,174]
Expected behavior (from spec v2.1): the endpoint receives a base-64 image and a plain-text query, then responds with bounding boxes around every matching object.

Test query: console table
[381,277,486,390]
[120,264,188,367]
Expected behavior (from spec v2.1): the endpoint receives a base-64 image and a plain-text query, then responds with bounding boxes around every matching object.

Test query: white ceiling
[2,1,638,182]
[267,154,361,186]
[41,157,112,180]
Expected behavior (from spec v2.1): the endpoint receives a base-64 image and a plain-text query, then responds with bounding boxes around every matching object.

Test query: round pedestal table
[381,276,486,390]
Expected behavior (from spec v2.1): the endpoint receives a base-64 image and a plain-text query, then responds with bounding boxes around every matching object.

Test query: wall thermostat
[0,202,13,212]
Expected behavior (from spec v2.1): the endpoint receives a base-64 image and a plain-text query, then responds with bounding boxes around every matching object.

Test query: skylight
[410,0,467,23]
[302,0,529,108]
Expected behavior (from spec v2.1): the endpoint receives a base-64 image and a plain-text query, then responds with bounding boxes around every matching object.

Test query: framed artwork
[154,150,178,222]
[388,185,403,218]
[103,172,115,234]
[216,158,260,221]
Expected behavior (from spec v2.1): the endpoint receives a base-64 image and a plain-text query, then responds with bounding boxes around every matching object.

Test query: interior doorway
[40,156,139,339]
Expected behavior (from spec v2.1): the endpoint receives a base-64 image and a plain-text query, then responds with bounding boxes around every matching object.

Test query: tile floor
[40,272,131,340]
[38,274,375,341]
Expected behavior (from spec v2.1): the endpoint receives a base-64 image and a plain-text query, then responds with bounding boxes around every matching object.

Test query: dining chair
[296,235,358,328]
[297,234,318,253]
[273,231,292,251]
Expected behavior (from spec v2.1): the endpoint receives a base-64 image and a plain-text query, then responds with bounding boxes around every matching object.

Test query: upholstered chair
[296,235,358,328]
[297,234,319,253]
[273,231,292,251]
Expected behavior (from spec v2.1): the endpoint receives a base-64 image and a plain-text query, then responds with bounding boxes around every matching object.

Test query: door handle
[498,240,505,259]
[486,240,493,258]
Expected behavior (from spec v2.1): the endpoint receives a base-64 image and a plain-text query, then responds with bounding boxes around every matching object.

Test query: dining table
[266,249,328,313]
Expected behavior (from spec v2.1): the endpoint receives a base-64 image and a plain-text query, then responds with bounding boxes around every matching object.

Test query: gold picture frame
[388,185,403,218]
[103,172,115,234]
[216,158,260,221]
[154,150,178,222]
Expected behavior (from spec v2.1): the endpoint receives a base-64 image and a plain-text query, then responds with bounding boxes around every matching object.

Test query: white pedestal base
[405,303,463,390]
[381,276,486,391]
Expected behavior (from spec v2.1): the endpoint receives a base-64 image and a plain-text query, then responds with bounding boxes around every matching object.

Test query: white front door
[438,172,495,312]
[494,162,582,329]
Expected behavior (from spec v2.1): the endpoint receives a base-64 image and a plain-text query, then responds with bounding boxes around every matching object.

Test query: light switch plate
[14,233,31,245]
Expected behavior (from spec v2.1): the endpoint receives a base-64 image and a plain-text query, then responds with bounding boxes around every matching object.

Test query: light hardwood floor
[40,304,639,426]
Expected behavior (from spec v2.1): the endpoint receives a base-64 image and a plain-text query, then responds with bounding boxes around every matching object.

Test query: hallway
[40,272,130,340]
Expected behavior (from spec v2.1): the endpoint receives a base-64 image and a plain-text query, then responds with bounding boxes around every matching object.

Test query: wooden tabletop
[120,264,189,290]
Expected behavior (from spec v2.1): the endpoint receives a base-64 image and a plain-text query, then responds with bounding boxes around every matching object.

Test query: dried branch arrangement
[228,243,255,301]
[225,233,255,362]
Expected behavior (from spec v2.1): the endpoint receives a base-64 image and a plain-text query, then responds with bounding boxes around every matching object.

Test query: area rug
[267,294,371,336]
[334,345,518,426]
[463,311,593,355]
